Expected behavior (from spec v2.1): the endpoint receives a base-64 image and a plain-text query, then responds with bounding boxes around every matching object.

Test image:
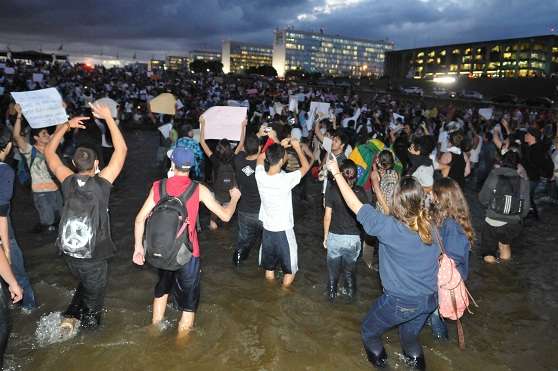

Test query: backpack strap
[159,178,168,200]
[29,146,38,169]
[177,181,198,205]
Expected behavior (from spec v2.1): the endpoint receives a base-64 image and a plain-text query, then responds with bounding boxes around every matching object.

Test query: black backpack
[58,176,100,259]
[489,174,523,216]
[213,161,236,194]
[144,179,197,271]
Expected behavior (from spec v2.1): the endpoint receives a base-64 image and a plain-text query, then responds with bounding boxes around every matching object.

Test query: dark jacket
[479,167,530,222]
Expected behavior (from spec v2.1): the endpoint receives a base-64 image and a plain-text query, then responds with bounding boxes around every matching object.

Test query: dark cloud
[0,0,554,60]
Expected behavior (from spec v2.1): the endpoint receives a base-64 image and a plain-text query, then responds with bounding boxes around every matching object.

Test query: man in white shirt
[255,138,310,287]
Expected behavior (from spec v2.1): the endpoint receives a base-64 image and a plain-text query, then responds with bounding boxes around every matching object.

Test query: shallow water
[6,130,558,370]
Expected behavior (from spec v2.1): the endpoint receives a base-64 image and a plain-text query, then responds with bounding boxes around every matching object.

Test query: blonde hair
[431,178,475,245]
[390,176,432,245]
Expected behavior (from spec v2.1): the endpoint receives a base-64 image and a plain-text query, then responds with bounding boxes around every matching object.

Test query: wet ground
[4,130,558,371]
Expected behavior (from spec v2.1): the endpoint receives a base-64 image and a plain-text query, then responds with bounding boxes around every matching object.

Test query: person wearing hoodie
[479,151,530,263]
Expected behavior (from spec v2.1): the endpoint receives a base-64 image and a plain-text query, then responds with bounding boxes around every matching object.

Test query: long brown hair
[390,176,432,245]
[431,178,474,245]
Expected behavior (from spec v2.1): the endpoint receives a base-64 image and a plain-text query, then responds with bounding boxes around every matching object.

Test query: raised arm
[45,117,88,183]
[199,116,213,158]
[132,188,156,266]
[234,118,247,155]
[200,184,241,222]
[326,158,364,214]
[12,104,29,152]
[92,103,127,184]
[291,138,310,177]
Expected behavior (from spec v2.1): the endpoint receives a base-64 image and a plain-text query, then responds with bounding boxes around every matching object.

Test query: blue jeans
[32,190,63,226]
[361,292,437,358]
[7,212,37,309]
[326,233,360,282]
[234,212,263,264]
[428,308,448,339]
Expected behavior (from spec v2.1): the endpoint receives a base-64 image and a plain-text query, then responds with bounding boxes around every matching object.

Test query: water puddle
[35,312,80,347]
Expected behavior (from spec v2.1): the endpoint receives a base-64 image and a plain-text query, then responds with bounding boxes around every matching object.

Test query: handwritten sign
[202,106,247,141]
[11,87,68,129]
[307,101,330,130]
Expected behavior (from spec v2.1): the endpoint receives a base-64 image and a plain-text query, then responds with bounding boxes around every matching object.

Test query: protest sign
[32,73,44,83]
[479,108,494,121]
[11,87,68,129]
[0,63,5,70]
[176,99,184,110]
[94,97,119,118]
[158,123,173,139]
[393,113,405,123]
[149,93,176,115]
[3,67,15,75]
[202,106,247,141]
[307,102,330,130]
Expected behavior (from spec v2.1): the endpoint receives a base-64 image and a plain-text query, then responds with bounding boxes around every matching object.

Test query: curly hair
[390,176,432,245]
[431,177,475,245]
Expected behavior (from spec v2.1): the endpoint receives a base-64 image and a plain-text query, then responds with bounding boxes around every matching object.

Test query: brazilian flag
[348,139,403,186]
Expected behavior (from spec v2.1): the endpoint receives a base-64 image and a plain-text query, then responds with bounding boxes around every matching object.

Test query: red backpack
[434,228,478,350]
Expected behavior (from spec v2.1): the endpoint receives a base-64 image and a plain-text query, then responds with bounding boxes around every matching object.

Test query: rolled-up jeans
[235,211,263,260]
[361,292,437,358]
[64,257,109,328]
[326,233,360,280]
[32,190,63,226]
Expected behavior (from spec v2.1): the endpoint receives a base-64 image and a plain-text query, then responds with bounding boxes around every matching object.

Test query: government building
[221,41,272,74]
[384,35,558,79]
[272,29,393,78]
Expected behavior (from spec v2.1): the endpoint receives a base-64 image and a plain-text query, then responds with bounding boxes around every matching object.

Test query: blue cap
[170,147,195,170]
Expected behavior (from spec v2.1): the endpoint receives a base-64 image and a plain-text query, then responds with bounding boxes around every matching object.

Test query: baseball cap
[169,147,194,170]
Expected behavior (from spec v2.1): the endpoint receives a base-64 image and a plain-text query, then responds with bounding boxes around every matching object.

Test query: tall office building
[384,35,558,79]
[272,29,394,78]
[222,41,272,74]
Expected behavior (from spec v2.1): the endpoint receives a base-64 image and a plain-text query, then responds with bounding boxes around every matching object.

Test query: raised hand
[229,187,241,200]
[89,102,112,120]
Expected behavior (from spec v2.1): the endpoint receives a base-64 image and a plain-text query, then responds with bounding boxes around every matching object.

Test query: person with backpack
[132,147,241,337]
[326,158,439,370]
[12,104,63,233]
[428,177,474,340]
[323,159,367,303]
[44,102,127,330]
[0,131,37,312]
[479,151,530,263]
[199,117,244,230]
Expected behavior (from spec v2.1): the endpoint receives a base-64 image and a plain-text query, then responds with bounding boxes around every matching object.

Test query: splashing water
[35,312,80,347]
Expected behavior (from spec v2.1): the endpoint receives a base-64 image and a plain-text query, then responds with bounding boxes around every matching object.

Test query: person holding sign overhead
[12,104,63,234]
[199,115,245,231]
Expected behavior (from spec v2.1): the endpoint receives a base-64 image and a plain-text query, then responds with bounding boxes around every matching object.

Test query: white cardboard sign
[307,101,331,130]
[11,87,68,129]
[202,106,247,141]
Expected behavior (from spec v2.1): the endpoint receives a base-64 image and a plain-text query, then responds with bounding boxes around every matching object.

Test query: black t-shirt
[60,174,115,260]
[325,184,367,235]
[233,152,260,213]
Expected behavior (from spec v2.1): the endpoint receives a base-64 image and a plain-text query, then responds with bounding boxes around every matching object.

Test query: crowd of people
[0,58,557,369]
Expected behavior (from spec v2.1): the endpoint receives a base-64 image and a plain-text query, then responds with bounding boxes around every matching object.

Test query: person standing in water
[133,147,241,337]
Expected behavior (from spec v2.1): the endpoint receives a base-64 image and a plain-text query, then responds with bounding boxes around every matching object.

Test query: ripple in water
[35,312,80,347]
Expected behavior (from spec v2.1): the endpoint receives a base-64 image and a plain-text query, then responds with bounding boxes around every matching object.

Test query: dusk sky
[0,0,556,60]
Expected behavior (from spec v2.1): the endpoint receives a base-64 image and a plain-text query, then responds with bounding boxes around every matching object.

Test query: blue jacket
[357,204,439,297]
[438,219,470,280]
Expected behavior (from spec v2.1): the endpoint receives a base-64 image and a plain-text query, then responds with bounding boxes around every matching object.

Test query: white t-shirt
[255,165,301,231]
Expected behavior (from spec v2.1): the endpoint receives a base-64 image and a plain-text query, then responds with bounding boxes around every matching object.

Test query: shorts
[259,229,298,275]
[480,220,523,257]
[154,257,201,312]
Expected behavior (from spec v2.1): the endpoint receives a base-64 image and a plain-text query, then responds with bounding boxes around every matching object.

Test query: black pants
[0,284,10,369]
[64,257,109,328]
[480,220,522,257]
[234,211,263,263]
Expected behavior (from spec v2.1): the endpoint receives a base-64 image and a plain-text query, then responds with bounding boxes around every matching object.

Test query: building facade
[166,55,188,71]
[385,35,558,79]
[189,50,221,62]
[272,29,394,78]
[222,41,272,74]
